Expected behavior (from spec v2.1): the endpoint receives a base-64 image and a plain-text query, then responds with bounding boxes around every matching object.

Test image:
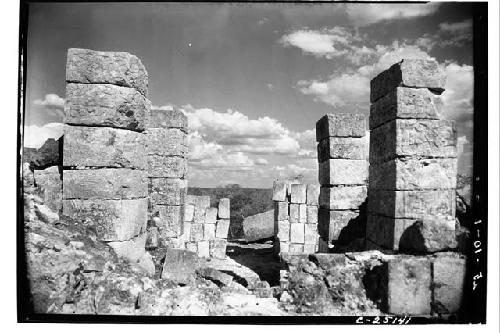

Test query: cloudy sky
[24,2,474,188]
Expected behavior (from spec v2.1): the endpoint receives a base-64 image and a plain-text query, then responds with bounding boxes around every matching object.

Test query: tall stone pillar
[315,114,368,251]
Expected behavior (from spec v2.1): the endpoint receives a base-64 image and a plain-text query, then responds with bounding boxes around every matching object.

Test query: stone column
[62,48,152,273]
[315,114,368,251]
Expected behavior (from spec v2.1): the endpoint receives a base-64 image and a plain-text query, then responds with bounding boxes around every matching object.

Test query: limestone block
[289,204,299,223]
[431,252,466,314]
[190,223,204,242]
[286,180,301,197]
[272,181,287,201]
[369,87,444,129]
[195,196,211,209]
[184,204,195,222]
[278,241,290,254]
[148,108,187,131]
[150,204,184,238]
[64,83,148,131]
[145,128,188,156]
[63,169,147,200]
[210,239,227,259]
[106,232,147,263]
[366,214,416,251]
[218,198,230,219]
[148,178,187,205]
[66,48,148,96]
[183,222,192,240]
[318,209,360,242]
[205,207,218,224]
[304,224,318,245]
[370,59,446,103]
[146,227,158,249]
[63,126,146,169]
[303,244,316,254]
[216,219,230,239]
[319,186,367,210]
[204,223,216,240]
[367,189,456,219]
[318,159,368,186]
[306,205,318,224]
[399,219,457,253]
[369,157,457,190]
[316,113,366,142]
[290,223,305,243]
[62,198,147,241]
[193,206,206,224]
[298,204,307,223]
[277,220,290,242]
[306,184,320,205]
[33,166,62,212]
[289,244,304,253]
[197,240,210,258]
[146,155,187,178]
[186,195,196,205]
[242,210,274,242]
[317,137,367,162]
[274,201,289,221]
[369,119,457,163]
[185,242,198,253]
[290,184,307,203]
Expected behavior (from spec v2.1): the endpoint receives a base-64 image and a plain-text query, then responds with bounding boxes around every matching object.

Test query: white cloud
[34,93,65,108]
[151,104,174,111]
[255,158,268,165]
[439,19,472,34]
[24,122,65,148]
[441,63,474,123]
[266,83,274,90]
[31,93,66,121]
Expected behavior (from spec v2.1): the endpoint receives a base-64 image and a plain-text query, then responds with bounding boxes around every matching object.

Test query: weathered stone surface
[317,137,367,162]
[148,108,187,131]
[318,159,368,186]
[399,219,457,253]
[319,186,367,210]
[431,252,466,314]
[190,223,204,242]
[242,210,274,242]
[205,207,218,224]
[216,219,230,239]
[63,126,146,169]
[290,184,307,203]
[370,119,457,163]
[204,223,216,240]
[34,166,62,212]
[62,198,147,241]
[318,209,360,242]
[145,128,188,156]
[148,178,187,205]
[106,232,147,264]
[289,243,304,253]
[370,59,446,103]
[161,248,200,283]
[146,227,158,249]
[34,203,60,224]
[368,189,456,219]
[182,222,192,240]
[197,240,210,258]
[150,204,184,238]
[184,204,194,222]
[370,87,444,129]
[185,242,197,253]
[193,205,206,224]
[290,223,305,243]
[274,201,288,221]
[369,157,457,190]
[306,184,320,205]
[366,214,416,251]
[304,223,318,245]
[316,113,366,142]
[218,198,230,219]
[277,241,290,253]
[66,48,148,96]
[209,239,227,259]
[23,162,35,189]
[63,169,147,200]
[277,220,290,242]
[194,196,211,209]
[289,204,299,223]
[298,204,307,223]
[64,83,149,131]
[146,155,187,178]
[272,181,287,201]
[306,205,318,224]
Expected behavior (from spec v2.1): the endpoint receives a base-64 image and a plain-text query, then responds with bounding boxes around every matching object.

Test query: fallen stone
[366,214,416,251]
[64,83,149,131]
[147,107,187,131]
[399,219,457,253]
[62,198,147,241]
[196,267,233,286]
[272,181,287,201]
[369,157,457,190]
[290,223,305,243]
[431,252,466,314]
[145,128,188,156]
[146,155,187,178]
[274,201,288,221]
[370,59,446,103]
[205,207,218,224]
[148,178,187,205]
[289,203,299,223]
[306,205,318,224]
[34,203,60,224]
[218,198,230,219]
[34,166,62,212]
[369,119,457,164]
[63,169,147,200]
[316,113,366,141]
[63,126,146,169]
[306,184,320,205]
[317,137,367,162]
[319,186,367,210]
[318,159,368,186]
[290,184,307,203]
[136,252,155,277]
[106,232,147,264]
[318,209,360,243]
[161,248,200,284]
[370,87,444,129]
[243,210,274,242]
[149,204,184,238]
[209,239,227,259]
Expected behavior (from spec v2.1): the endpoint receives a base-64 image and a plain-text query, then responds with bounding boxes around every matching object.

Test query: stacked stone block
[315,114,368,250]
[145,107,188,248]
[273,181,320,254]
[62,49,150,258]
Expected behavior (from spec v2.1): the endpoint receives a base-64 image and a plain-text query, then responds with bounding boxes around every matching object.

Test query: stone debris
[33,166,62,212]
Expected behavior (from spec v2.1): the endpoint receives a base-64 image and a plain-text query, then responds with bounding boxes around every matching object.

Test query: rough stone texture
[34,166,62,212]
[216,219,230,239]
[290,223,305,243]
[289,204,299,223]
[368,189,456,219]
[205,207,218,224]
[148,178,187,205]
[278,242,290,253]
[370,59,446,103]
[366,214,416,251]
[369,157,457,190]
[317,137,367,162]
[146,227,158,249]
[148,108,187,131]
[23,163,35,189]
[190,224,204,242]
[304,223,318,245]
[318,209,360,243]
[298,204,307,223]
[63,169,147,200]
[318,159,368,186]
[185,242,197,253]
[63,126,146,169]
[399,219,457,253]
[290,184,307,203]
[146,155,187,178]
[306,184,320,205]
[306,205,318,224]
[66,48,148,96]
[209,239,227,259]
[218,198,230,219]
[204,224,216,240]
[319,186,367,210]
[34,203,60,224]
[370,87,444,129]
[64,83,149,131]
[184,204,194,222]
[193,205,206,224]
[316,113,366,142]
[277,221,290,242]
[272,181,287,201]
[62,198,147,241]
[150,204,184,239]
[242,210,274,242]
[106,233,150,270]
[197,240,210,258]
[289,244,304,253]
[161,248,200,284]
[431,252,466,314]
[274,201,289,221]
[194,196,211,209]
[369,119,457,163]
[145,128,188,156]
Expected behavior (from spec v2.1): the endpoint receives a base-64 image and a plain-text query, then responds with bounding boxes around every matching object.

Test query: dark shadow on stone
[332,199,367,252]
[362,262,388,312]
